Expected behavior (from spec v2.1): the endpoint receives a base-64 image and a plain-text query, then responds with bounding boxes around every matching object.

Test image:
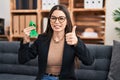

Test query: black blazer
[18,33,94,80]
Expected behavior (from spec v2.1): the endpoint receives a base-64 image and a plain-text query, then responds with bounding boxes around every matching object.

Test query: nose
[55,18,59,23]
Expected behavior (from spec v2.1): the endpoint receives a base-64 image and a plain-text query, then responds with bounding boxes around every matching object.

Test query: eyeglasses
[50,16,66,23]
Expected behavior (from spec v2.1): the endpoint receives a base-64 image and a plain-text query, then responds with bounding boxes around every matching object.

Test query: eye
[59,17,66,20]
[51,17,57,20]
[59,17,64,20]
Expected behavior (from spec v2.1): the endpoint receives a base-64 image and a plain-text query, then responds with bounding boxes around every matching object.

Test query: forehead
[51,10,66,17]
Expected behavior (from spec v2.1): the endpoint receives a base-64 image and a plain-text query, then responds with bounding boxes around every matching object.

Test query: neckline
[52,36,64,43]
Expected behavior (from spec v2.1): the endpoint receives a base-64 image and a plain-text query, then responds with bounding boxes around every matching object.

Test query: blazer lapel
[60,41,70,76]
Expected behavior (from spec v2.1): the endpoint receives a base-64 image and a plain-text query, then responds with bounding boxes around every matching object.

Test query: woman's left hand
[66,26,78,45]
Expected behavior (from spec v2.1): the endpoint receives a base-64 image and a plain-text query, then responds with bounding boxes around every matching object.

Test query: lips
[54,25,61,29]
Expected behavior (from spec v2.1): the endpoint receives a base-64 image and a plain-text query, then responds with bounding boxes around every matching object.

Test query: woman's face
[50,10,67,32]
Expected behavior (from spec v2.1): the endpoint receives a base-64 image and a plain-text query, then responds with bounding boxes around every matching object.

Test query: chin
[53,29,61,32]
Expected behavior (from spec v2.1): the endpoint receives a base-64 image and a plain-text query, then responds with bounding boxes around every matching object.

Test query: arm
[66,26,94,65]
[74,37,94,65]
[18,26,39,64]
[18,38,38,64]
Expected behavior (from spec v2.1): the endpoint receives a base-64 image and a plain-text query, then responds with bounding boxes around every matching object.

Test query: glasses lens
[58,17,66,23]
[50,17,57,23]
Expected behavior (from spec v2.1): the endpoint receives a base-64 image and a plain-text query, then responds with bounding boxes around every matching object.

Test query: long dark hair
[45,5,73,37]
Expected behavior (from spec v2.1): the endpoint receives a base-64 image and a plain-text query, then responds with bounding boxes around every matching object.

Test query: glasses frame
[50,16,66,23]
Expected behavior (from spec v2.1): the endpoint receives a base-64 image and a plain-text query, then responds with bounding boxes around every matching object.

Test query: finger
[66,39,71,43]
[66,33,73,37]
[72,26,76,33]
[27,27,35,31]
[24,27,35,33]
[66,41,73,45]
[24,31,30,36]
[66,36,74,40]
[66,38,72,42]
[24,27,35,31]
[24,29,31,36]
[26,33,30,36]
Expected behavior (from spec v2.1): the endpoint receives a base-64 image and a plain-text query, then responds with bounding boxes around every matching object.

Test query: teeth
[55,26,60,27]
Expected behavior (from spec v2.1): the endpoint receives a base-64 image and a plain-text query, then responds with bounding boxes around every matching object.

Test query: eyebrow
[51,16,66,17]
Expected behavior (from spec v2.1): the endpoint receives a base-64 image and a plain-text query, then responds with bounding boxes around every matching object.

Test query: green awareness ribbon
[29,21,38,38]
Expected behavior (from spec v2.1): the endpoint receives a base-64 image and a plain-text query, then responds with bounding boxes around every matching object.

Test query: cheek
[62,24,66,29]
[62,21,67,29]
[50,22,54,28]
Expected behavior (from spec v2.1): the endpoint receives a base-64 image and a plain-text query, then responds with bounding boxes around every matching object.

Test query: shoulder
[77,36,84,43]
[75,36,86,47]
[36,33,50,41]
[38,33,48,38]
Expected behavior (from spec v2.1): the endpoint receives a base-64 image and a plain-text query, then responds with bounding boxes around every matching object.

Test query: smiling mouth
[54,25,61,29]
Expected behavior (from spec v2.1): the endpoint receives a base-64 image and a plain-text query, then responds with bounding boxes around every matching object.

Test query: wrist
[74,38,78,47]
[23,39,30,44]
[23,36,30,44]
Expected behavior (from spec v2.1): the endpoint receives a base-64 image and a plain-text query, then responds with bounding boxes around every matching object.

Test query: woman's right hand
[23,27,35,43]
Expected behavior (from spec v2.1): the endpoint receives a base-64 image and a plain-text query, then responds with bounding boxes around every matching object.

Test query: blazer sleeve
[18,38,39,64]
[74,37,94,65]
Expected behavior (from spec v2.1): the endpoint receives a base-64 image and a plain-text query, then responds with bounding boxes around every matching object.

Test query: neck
[52,31,65,43]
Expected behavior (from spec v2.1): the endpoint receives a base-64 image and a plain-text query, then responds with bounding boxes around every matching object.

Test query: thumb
[72,26,76,33]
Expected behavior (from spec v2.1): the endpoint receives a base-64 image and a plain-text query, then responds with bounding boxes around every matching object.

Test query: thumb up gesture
[66,26,78,45]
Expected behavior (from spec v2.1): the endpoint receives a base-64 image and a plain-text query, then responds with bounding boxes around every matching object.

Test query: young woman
[18,5,94,80]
